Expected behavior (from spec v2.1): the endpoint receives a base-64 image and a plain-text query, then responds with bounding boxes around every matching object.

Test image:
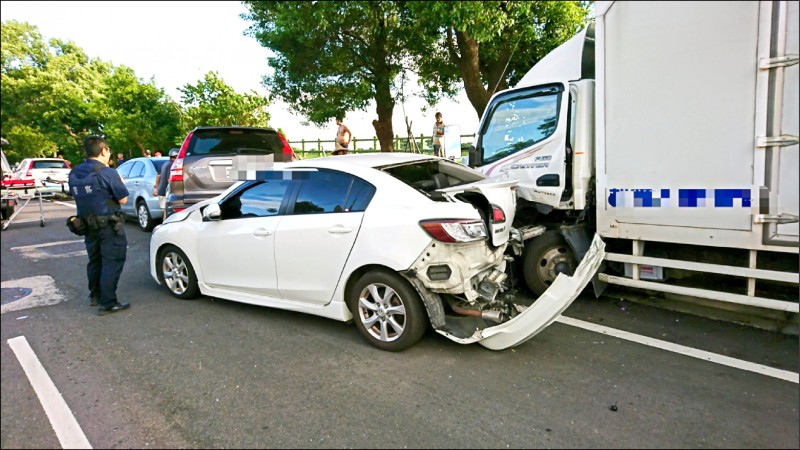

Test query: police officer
[69,136,131,316]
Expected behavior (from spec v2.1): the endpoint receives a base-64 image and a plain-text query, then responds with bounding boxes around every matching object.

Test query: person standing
[116,152,126,167]
[333,116,351,156]
[69,136,130,316]
[154,148,178,221]
[432,112,445,157]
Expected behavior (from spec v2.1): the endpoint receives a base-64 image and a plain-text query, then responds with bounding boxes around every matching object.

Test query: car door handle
[328,225,353,234]
[253,228,273,237]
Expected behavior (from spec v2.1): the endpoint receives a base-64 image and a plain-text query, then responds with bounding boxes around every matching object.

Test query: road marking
[10,240,86,261]
[52,200,76,208]
[7,336,92,449]
[557,315,799,384]
[1,276,65,314]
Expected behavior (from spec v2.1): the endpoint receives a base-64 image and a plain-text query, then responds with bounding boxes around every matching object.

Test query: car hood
[438,177,518,246]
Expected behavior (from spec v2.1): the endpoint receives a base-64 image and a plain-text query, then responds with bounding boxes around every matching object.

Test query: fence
[287,133,474,159]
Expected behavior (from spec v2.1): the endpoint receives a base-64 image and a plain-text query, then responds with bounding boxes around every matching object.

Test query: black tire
[158,245,200,299]
[1,204,13,220]
[522,231,577,297]
[349,271,427,352]
[137,200,155,232]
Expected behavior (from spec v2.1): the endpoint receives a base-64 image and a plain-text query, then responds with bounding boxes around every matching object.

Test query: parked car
[13,157,71,184]
[116,156,170,231]
[150,153,605,351]
[166,126,299,217]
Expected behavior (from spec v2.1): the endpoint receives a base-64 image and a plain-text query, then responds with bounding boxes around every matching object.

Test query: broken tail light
[419,219,487,243]
[491,204,506,223]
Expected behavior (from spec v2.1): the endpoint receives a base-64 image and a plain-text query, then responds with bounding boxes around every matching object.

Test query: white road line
[52,200,76,208]
[10,239,84,251]
[7,336,92,449]
[557,315,800,384]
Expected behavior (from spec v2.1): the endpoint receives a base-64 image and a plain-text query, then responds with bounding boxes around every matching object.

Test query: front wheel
[158,245,199,299]
[349,271,427,352]
[522,231,577,297]
[137,200,154,232]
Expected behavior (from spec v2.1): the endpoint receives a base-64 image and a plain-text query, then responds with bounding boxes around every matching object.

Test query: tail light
[278,132,299,161]
[420,219,487,243]
[170,131,193,183]
[63,161,71,168]
[25,161,34,178]
[491,204,506,223]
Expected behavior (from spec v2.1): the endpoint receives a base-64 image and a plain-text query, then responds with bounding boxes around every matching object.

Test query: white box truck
[468,1,798,319]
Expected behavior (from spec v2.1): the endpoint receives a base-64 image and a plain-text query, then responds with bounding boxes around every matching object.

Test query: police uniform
[68,159,129,310]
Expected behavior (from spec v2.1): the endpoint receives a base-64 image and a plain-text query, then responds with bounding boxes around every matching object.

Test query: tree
[100,66,182,156]
[407,1,591,117]
[178,71,270,131]
[1,21,107,162]
[242,1,426,152]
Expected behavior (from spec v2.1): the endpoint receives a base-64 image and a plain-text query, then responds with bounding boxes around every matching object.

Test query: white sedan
[149,153,604,351]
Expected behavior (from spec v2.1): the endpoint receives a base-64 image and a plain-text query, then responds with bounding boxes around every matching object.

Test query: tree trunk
[455,31,491,118]
[371,67,395,152]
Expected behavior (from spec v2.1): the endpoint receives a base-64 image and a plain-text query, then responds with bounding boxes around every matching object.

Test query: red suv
[167,126,297,216]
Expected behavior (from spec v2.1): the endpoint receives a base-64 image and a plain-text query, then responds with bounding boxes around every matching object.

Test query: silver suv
[166,126,297,216]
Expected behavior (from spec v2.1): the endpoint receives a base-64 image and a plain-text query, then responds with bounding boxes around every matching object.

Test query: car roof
[193,126,277,133]
[292,153,439,169]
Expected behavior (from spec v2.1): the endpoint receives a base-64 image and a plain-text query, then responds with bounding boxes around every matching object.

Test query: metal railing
[287,134,474,159]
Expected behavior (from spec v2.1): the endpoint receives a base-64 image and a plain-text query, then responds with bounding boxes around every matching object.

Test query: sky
[0,1,481,144]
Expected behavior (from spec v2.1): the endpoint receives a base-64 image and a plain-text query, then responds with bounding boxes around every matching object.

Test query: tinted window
[480,89,561,164]
[129,161,145,178]
[220,180,292,220]
[345,178,376,212]
[32,160,69,169]
[187,129,284,157]
[292,170,355,215]
[152,159,168,173]
[117,161,134,179]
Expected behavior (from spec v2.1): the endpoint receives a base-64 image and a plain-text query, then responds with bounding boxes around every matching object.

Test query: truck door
[472,83,569,208]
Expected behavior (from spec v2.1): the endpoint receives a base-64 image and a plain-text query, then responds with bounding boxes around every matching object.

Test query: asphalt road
[1,199,798,449]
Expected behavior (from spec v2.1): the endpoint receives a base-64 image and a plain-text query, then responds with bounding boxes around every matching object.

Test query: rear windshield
[32,160,69,169]
[186,129,284,157]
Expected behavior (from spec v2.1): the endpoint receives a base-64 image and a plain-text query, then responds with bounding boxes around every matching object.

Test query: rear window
[186,129,284,157]
[32,160,69,169]
[152,159,168,173]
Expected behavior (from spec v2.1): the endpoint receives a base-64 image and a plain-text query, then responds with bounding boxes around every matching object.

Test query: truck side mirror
[468,145,477,168]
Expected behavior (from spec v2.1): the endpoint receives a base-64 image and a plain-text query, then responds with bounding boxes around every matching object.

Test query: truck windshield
[479,90,561,165]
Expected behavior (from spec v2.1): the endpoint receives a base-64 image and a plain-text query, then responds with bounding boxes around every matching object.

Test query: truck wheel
[523,231,577,297]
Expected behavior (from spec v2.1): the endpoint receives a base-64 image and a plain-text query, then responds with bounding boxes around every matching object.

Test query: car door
[274,170,374,305]
[116,161,135,215]
[123,161,145,215]
[196,179,293,297]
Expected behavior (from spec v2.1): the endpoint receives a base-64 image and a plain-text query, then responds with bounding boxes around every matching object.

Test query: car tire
[158,245,200,300]
[522,230,577,297]
[137,200,154,232]
[349,271,427,352]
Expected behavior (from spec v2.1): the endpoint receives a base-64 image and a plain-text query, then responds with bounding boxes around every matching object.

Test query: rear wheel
[158,245,199,299]
[349,271,427,352]
[523,231,577,297]
[137,200,154,232]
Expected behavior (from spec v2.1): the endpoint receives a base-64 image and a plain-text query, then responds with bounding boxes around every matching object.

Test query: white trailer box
[594,1,799,251]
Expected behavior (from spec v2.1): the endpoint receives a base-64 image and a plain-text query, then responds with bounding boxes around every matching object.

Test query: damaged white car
[149,153,604,351]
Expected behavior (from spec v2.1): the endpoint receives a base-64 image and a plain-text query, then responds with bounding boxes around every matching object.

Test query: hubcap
[357,283,406,342]
[162,251,189,294]
[536,246,575,287]
[138,204,148,228]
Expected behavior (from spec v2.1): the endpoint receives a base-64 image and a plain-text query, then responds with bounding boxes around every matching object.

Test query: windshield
[479,88,562,165]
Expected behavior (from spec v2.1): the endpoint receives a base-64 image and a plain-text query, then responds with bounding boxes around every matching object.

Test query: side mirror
[202,203,221,221]
[468,145,477,168]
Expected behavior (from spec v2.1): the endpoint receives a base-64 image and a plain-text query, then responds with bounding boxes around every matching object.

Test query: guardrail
[287,134,474,159]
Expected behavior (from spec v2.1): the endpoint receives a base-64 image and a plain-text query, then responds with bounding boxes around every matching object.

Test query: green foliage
[178,71,270,131]
[408,1,592,116]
